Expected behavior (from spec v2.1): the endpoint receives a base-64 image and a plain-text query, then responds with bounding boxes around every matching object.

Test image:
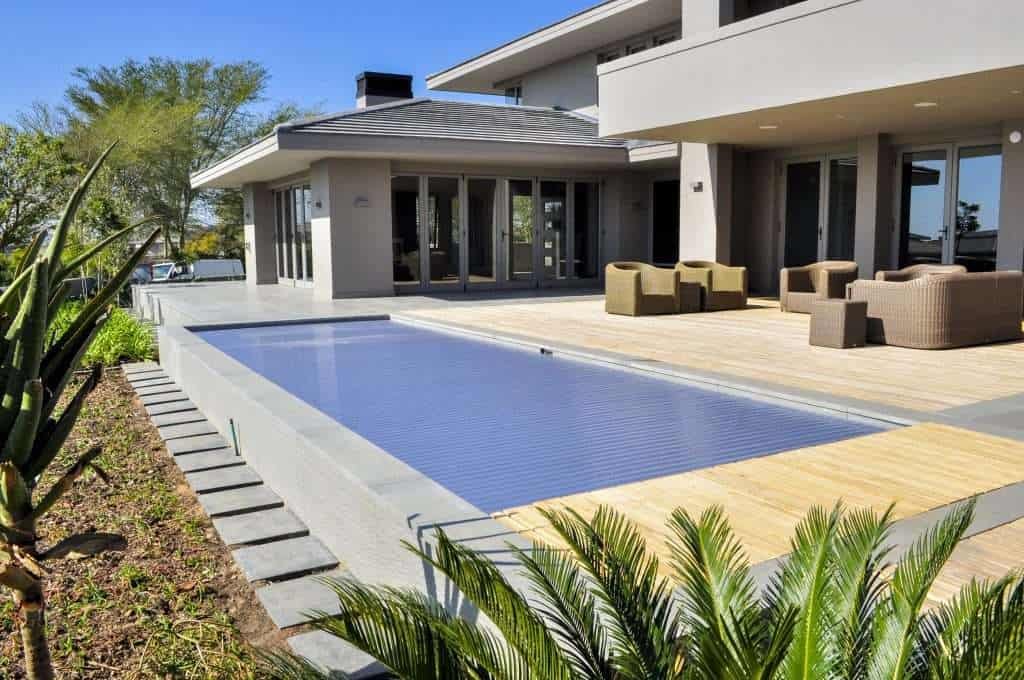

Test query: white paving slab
[167,433,230,455]
[288,630,383,678]
[158,420,219,440]
[185,466,262,493]
[139,391,189,406]
[213,507,308,547]
[128,376,173,388]
[135,384,182,397]
[257,569,346,628]
[232,536,338,582]
[150,410,205,427]
[198,486,283,518]
[173,448,243,473]
[121,361,161,374]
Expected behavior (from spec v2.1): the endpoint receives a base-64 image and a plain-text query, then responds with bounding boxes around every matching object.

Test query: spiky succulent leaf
[15,230,46,281]
[1,379,42,467]
[24,365,101,484]
[0,462,31,527]
[404,529,573,680]
[0,262,49,437]
[543,505,682,680]
[40,316,105,425]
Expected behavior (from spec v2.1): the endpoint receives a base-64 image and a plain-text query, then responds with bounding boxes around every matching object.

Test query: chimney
[356,72,413,108]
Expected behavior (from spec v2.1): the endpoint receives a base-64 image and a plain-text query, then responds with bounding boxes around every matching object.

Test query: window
[504,85,522,105]
[274,184,313,282]
[653,32,679,46]
[625,42,648,56]
[597,50,621,65]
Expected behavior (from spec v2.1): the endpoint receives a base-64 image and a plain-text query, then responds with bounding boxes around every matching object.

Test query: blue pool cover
[196,320,881,512]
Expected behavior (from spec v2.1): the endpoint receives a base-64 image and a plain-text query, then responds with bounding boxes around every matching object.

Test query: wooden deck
[408,298,1024,412]
[494,424,1024,569]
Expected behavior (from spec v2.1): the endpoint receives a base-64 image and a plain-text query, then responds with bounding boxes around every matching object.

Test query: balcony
[598,0,1024,147]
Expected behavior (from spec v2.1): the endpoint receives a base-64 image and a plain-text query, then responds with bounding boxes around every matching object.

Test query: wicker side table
[809,299,868,348]
[678,281,703,313]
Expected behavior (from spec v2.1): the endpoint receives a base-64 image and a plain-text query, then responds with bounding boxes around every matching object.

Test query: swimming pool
[195,320,881,512]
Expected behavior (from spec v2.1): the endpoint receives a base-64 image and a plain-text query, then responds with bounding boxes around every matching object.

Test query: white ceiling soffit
[426,0,680,95]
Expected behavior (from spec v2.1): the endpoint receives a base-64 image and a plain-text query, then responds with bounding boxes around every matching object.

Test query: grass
[0,370,281,678]
[49,302,156,366]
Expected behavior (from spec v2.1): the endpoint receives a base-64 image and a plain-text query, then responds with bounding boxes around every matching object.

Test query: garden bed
[0,368,281,677]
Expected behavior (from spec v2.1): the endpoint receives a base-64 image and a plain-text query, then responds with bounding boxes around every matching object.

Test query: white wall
[521,53,599,117]
[242,183,278,285]
[679,143,733,263]
[310,159,395,300]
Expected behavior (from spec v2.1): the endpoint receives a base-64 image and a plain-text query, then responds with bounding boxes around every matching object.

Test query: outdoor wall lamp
[691,181,704,193]
[1010,130,1022,144]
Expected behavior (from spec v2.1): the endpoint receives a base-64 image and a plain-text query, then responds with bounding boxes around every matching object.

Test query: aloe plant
[265,499,1024,679]
[0,142,158,680]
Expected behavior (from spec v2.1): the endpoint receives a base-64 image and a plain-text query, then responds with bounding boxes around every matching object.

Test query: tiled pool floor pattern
[196,320,881,512]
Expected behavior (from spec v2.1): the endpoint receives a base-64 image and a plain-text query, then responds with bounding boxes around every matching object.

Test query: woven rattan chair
[874,264,967,282]
[847,271,1023,349]
[780,261,859,313]
[675,261,748,311]
[605,262,680,316]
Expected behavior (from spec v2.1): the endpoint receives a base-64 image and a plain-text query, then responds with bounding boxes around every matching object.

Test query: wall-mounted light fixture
[1010,130,1023,145]
[691,181,704,193]
[354,196,370,208]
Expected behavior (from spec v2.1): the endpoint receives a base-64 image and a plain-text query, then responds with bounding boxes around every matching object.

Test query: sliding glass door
[427,177,461,284]
[274,184,313,284]
[782,156,857,267]
[467,179,497,283]
[898,143,1002,271]
[507,180,535,282]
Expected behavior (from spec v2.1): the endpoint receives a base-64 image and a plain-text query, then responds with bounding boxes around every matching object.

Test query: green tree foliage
[265,500,1024,680]
[63,58,306,257]
[0,125,79,253]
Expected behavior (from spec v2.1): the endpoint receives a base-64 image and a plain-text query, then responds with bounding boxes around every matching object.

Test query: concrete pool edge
[158,322,533,598]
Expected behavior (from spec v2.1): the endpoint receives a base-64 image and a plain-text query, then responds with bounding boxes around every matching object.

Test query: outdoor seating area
[605,259,1024,351]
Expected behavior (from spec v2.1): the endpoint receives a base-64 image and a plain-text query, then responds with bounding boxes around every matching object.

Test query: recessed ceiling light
[1012,89,1023,95]
[914,101,939,108]
[759,124,779,130]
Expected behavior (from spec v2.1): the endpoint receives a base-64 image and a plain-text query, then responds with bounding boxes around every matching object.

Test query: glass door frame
[464,175,504,292]
[892,137,1002,269]
[501,177,540,290]
[538,176,604,289]
[272,181,314,289]
[418,173,466,291]
[777,153,857,269]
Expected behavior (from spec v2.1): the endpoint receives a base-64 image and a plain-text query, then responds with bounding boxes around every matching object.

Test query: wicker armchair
[780,261,859,314]
[605,262,680,316]
[675,261,748,311]
[874,264,967,282]
[847,271,1023,349]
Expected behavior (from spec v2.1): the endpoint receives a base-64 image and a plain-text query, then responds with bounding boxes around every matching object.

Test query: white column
[998,121,1024,271]
[242,183,278,286]
[309,159,395,300]
[679,142,733,263]
[854,134,894,276]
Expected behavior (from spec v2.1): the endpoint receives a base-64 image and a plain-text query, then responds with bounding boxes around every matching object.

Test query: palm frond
[544,505,682,679]
[934,575,1024,680]
[514,543,615,679]
[867,500,974,680]
[404,530,572,680]
[258,650,336,680]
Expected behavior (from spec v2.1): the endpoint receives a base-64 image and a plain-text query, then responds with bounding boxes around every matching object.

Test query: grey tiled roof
[280,99,630,149]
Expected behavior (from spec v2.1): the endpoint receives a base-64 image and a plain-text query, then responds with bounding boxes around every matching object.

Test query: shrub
[48,302,154,366]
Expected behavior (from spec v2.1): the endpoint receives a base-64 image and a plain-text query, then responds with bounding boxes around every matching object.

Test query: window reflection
[955,145,1001,272]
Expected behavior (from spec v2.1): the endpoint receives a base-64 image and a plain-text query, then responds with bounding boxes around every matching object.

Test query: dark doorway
[651,180,680,265]
[784,161,821,267]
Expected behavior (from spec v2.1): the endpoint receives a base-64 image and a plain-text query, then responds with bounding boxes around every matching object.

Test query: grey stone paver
[167,433,230,455]
[144,399,198,416]
[173,448,243,473]
[185,466,262,494]
[213,507,308,547]
[150,410,205,427]
[135,384,182,397]
[232,536,338,582]
[139,391,188,406]
[288,630,383,678]
[121,361,161,374]
[257,569,346,628]
[128,376,173,388]
[198,486,283,517]
[158,420,218,440]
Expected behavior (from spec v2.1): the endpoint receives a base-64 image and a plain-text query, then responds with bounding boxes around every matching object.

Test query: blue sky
[0,0,597,123]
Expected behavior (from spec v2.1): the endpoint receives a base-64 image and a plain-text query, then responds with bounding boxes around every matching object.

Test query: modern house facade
[191,0,1024,299]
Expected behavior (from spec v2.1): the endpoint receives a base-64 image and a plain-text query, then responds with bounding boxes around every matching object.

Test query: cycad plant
[265,498,1024,679]
[0,143,158,680]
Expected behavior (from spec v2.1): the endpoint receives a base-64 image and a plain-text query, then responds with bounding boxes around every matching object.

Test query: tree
[63,58,305,257]
[264,499,1024,679]
[0,145,159,679]
[0,125,79,255]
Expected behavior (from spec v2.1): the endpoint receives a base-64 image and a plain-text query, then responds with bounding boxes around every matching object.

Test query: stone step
[167,434,230,455]
[158,420,219,441]
[287,630,383,678]
[150,410,205,427]
[135,384,182,397]
[214,508,308,547]
[173,448,243,473]
[198,486,284,518]
[121,361,161,375]
[139,391,189,407]
[128,376,173,388]
[145,399,198,416]
[257,569,345,628]
[186,466,262,494]
[233,536,338,582]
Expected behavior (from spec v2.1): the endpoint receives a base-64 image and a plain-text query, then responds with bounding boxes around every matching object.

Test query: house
[190,0,1024,300]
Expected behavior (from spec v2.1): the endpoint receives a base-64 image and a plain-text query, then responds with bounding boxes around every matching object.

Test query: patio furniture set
[605,259,1024,351]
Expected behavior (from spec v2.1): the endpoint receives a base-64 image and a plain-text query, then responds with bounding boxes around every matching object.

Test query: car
[188,258,244,281]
